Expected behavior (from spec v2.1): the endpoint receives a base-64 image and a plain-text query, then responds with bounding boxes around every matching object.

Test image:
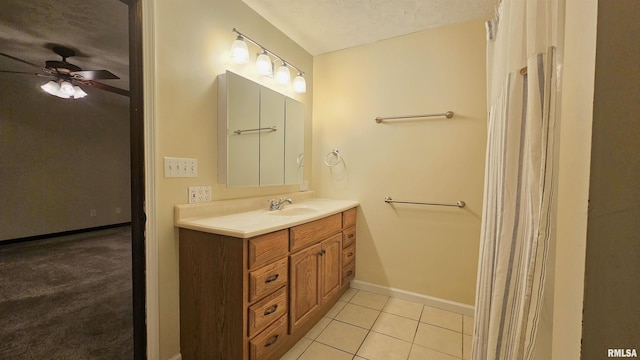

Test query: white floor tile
[326,300,348,319]
[316,320,368,354]
[463,334,472,360]
[335,303,380,329]
[409,344,461,360]
[421,305,463,333]
[340,288,358,302]
[350,290,389,310]
[304,317,332,340]
[357,331,412,360]
[383,298,424,320]
[463,315,474,335]
[371,312,419,342]
[414,323,463,358]
[298,341,354,360]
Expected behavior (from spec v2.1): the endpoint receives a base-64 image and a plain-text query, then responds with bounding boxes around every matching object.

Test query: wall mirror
[218,71,304,187]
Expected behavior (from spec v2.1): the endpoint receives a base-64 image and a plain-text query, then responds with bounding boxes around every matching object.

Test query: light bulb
[230,36,249,64]
[59,81,75,96]
[256,51,273,77]
[73,86,88,99]
[275,63,291,85]
[293,73,306,93]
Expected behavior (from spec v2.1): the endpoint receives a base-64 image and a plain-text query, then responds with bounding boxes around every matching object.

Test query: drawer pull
[264,334,279,347]
[264,274,280,283]
[348,234,354,238]
[319,249,326,256]
[347,252,353,257]
[263,304,279,316]
[346,270,354,276]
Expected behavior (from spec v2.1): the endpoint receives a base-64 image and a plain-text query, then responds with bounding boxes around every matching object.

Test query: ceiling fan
[0,45,129,99]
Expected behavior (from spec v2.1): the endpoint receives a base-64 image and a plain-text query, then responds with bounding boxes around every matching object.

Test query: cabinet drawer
[248,229,289,269]
[343,243,355,266]
[290,213,341,252]
[248,287,288,338]
[249,314,288,360]
[343,261,355,284]
[343,226,356,248]
[249,257,288,302]
[343,208,357,229]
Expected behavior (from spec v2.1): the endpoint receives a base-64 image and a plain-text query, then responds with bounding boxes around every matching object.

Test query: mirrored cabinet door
[259,87,285,186]
[226,72,260,187]
[285,98,304,185]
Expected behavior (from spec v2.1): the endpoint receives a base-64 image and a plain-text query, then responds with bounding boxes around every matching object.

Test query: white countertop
[175,198,359,238]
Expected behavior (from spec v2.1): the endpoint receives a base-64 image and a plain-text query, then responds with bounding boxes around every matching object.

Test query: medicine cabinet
[218,71,304,187]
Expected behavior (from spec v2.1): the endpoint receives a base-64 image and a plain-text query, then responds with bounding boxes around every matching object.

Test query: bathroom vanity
[175,196,358,360]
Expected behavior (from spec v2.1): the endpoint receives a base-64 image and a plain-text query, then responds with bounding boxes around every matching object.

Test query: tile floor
[280,288,473,360]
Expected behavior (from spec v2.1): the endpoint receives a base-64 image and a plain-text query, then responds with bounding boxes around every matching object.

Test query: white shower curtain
[473,1,562,359]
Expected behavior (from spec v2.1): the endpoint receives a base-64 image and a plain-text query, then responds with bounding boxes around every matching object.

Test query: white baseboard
[167,353,182,360]
[350,280,475,317]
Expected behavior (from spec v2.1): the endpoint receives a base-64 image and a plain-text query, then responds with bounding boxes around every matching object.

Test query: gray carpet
[0,226,133,360]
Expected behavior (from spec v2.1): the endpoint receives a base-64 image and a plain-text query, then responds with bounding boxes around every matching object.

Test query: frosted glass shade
[256,52,273,76]
[230,37,249,64]
[41,81,70,98]
[293,74,306,93]
[275,64,291,85]
[73,86,88,99]
[59,81,75,96]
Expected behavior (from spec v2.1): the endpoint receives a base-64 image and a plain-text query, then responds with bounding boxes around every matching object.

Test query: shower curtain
[473,1,562,359]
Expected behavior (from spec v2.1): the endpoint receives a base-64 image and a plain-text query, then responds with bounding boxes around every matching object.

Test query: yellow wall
[154,1,313,358]
[312,20,488,305]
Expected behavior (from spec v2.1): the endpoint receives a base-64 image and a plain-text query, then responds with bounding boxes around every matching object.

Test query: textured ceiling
[242,0,499,55]
[0,0,129,93]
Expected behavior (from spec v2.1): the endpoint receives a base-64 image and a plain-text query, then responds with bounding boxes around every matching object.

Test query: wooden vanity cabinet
[179,207,357,360]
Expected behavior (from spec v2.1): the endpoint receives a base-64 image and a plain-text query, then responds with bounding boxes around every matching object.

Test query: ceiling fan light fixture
[73,86,88,99]
[59,81,75,96]
[41,80,69,99]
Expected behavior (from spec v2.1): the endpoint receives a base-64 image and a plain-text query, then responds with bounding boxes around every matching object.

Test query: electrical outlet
[164,157,198,177]
[188,186,212,203]
[90,209,97,217]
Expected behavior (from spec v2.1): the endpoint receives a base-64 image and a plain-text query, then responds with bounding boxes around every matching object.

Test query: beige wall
[0,76,131,241]
[153,1,313,358]
[312,20,488,305]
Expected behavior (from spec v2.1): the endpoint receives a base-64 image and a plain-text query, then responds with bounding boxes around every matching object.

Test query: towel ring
[296,153,304,167]
[324,149,341,167]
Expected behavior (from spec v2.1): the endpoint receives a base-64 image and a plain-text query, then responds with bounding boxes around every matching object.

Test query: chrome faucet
[268,197,293,211]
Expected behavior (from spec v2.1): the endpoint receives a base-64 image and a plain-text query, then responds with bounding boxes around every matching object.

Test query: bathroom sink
[268,205,319,216]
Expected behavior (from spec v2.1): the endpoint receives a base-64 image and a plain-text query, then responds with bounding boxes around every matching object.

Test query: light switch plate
[164,157,198,177]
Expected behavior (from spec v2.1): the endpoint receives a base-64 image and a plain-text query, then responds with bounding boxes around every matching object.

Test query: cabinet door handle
[263,304,279,316]
[264,274,279,283]
[347,252,353,257]
[348,234,354,238]
[346,270,354,276]
[319,249,326,256]
[264,334,279,347]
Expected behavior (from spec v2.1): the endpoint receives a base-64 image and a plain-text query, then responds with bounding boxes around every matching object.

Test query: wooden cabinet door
[289,243,322,332]
[321,233,342,303]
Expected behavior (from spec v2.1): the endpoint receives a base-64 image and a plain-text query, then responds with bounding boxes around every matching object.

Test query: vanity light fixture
[41,80,88,99]
[230,35,249,64]
[256,49,274,77]
[230,28,307,93]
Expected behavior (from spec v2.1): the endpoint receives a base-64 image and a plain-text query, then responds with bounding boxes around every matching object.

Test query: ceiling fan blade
[71,69,120,80]
[86,80,130,97]
[0,70,40,75]
[0,53,42,69]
